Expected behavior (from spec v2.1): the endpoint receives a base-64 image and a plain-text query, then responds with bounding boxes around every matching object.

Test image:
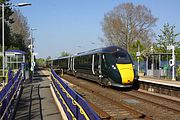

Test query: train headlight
[133,65,136,69]
[112,65,116,70]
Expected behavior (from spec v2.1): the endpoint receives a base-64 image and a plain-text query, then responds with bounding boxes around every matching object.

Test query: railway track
[109,89,180,119]
[75,85,148,119]
[62,74,180,120]
[120,90,180,113]
[62,75,152,120]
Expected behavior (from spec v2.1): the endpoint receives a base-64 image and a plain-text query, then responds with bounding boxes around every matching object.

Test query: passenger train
[47,46,139,88]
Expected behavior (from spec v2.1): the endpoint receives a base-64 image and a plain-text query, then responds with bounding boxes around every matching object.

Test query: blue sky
[11,0,180,58]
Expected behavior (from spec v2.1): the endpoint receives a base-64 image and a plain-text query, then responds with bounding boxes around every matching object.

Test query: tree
[46,56,51,61]
[130,39,144,60]
[155,23,180,53]
[10,9,30,48]
[102,3,157,51]
[36,58,46,67]
[59,51,71,57]
[0,1,31,52]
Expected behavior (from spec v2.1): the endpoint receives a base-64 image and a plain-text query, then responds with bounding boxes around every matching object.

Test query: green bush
[176,65,180,76]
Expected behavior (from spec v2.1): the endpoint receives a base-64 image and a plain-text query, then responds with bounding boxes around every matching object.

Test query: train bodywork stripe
[116,64,134,84]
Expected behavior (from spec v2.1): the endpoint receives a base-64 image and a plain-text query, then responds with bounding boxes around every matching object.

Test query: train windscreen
[112,51,131,64]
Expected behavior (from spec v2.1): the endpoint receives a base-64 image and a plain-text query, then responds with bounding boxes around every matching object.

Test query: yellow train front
[100,46,139,88]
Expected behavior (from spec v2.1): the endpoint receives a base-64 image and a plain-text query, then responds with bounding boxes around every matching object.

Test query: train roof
[52,56,70,60]
[52,46,128,60]
[58,56,71,59]
[75,46,127,56]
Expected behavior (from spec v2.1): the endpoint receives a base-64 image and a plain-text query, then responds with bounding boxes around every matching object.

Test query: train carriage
[50,46,139,88]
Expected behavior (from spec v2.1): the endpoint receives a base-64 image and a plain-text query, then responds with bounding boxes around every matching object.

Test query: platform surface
[139,76,180,88]
[14,69,62,120]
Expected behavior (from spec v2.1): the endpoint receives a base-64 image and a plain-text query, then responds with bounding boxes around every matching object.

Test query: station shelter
[5,50,26,70]
[0,50,26,84]
[146,53,173,78]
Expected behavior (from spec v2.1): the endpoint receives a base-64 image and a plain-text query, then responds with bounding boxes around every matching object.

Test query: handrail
[51,71,90,120]
[0,72,22,119]
[51,81,76,120]
[51,69,100,120]
[0,70,21,106]
[0,69,22,120]
[0,69,14,85]
[51,73,90,120]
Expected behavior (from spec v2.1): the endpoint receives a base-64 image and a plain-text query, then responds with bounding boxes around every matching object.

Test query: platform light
[14,3,32,7]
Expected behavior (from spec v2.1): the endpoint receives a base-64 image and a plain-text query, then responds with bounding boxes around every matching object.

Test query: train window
[112,51,131,64]
[88,55,91,62]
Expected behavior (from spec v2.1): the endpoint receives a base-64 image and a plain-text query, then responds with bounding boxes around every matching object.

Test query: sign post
[167,45,175,81]
[136,52,140,75]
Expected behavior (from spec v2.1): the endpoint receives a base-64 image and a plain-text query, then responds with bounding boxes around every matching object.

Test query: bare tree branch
[102,3,157,51]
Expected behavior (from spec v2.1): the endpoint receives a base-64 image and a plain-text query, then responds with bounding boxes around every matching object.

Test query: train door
[98,54,104,84]
[98,54,102,75]
[67,57,70,71]
[72,57,75,71]
[92,54,95,74]
[101,54,112,86]
[101,54,108,77]
[70,57,73,71]
[92,54,101,75]
[93,54,99,75]
[70,57,74,75]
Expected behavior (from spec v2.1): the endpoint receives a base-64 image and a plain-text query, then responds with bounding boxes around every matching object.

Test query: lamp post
[2,3,4,79]
[1,2,31,85]
[30,28,37,72]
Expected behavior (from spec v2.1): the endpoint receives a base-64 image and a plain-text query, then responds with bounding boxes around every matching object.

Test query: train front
[105,47,139,88]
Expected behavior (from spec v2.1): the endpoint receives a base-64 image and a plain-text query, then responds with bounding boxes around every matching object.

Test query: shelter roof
[5,50,26,54]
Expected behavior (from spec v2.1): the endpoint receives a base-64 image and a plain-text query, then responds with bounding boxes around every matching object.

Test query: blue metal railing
[51,69,100,120]
[0,69,22,120]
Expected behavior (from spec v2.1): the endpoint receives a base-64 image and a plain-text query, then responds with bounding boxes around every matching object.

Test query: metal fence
[0,69,22,120]
[51,69,100,120]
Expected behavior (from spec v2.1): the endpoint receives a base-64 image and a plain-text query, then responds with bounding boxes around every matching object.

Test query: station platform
[139,76,180,98]
[139,76,180,88]
[14,69,62,120]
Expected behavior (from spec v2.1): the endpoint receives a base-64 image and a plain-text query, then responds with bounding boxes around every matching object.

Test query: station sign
[136,52,140,57]
[169,59,175,66]
[167,45,174,50]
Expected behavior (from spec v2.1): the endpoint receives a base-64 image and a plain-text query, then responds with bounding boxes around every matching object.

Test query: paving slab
[14,69,62,120]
